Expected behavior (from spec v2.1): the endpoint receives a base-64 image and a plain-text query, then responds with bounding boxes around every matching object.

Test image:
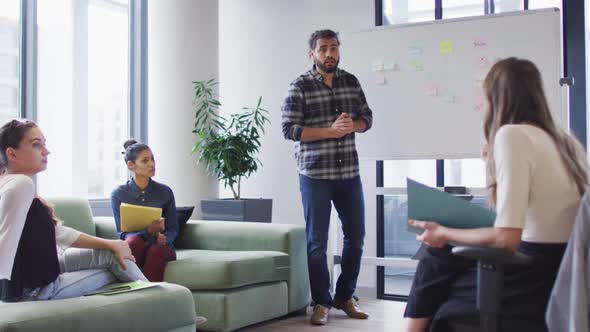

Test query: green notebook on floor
[84,280,161,296]
[407,178,496,234]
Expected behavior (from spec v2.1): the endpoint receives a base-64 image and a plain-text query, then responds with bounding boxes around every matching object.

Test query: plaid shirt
[281,66,373,180]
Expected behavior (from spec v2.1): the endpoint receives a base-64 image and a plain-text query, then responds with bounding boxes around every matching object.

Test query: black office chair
[445,245,535,332]
[427,189,540,331]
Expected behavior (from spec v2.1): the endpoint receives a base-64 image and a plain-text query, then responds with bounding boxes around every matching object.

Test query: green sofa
[0,198,197,332]
[167,220,310,331]
[98,219,310,331]
[17,198,310,332]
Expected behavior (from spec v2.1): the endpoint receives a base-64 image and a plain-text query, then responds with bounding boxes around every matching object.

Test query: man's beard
[316,58,339,73]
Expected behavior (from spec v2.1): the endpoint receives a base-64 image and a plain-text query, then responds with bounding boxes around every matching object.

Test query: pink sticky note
[473,40,487,48]
[375,72,386,85]
[478,56,489,68]
[474,95,486,112]
[426,86,439,97]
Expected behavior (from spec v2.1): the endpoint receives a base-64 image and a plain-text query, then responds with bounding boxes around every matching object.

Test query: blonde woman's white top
[493,124,582,243]
[55,223,82,255]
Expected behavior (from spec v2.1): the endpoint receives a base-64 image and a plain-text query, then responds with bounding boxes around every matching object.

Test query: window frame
[19,0,147,204]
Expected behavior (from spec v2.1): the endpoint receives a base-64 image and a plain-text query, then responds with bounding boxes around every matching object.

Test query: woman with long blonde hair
[404,58,589,331]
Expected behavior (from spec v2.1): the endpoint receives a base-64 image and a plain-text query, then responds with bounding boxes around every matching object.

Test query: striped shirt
[281,66,373,180]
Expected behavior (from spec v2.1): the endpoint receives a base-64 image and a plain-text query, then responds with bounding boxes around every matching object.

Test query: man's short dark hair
[308,29,340,50]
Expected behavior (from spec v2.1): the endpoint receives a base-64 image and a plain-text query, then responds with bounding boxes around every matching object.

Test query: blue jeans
[299,174,365,307]
[20,248,147,301]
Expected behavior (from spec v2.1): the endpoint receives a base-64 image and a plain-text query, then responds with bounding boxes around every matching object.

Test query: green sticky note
[406,178,495,235]
[441,91,455,103]
[409,59,424,71]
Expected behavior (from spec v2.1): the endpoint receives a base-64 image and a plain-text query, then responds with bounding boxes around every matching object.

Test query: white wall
[148,0,219,216]
[219,0,375,222]
[219,0,377,293]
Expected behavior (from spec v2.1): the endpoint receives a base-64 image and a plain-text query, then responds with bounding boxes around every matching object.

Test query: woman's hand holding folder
[146,217,165,237]
[409,219,449,248]
[146,218,167,245]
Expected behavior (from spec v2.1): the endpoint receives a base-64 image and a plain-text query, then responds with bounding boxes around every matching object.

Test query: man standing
[281,29,373,326]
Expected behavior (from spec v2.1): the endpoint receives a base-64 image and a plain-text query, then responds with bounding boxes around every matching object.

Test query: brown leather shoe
[332,298,369,319]
[310,304,329,325]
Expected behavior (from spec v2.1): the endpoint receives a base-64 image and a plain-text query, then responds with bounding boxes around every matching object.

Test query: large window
[444,158,486,187]
[495,0,524,12]
[442,0,484,19]
[37,0,129,198]
[383,160,436,187]
[529,0,561,10]
[382,1,435,25]
[382,160,435,296]
[0,1,20,124]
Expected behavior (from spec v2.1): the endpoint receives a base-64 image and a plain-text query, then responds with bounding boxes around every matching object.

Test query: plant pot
[200,198,273,223]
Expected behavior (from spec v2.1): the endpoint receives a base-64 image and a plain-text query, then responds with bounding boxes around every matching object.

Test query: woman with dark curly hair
[110,139,178,282]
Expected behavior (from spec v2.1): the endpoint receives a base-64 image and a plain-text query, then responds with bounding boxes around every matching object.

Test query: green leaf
[191,79,271,199]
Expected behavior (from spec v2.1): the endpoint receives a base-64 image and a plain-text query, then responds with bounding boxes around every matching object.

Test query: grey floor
[239,298,407,331]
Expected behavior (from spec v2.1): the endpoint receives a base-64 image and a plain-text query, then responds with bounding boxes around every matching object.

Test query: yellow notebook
[120,203,162,232]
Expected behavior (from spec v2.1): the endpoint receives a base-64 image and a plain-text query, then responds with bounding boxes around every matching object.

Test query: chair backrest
[545,187,590,331]
[46,197,96,236]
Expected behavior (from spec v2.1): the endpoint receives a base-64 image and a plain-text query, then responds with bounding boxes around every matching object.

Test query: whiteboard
[340,9,563,160]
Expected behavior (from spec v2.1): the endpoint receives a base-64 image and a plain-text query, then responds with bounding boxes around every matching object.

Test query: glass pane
[383,160,437,188]
[88,0,129,198]
[0,1,20,124]
[383,0,435,25]
[37,0,129,198]
[382,159,435,296]
[443,0,485,19]
[444,158,486,188]
[383,193,490,296]
[495,0,524,12]
[383,194,417,296]
[529,0,561,10]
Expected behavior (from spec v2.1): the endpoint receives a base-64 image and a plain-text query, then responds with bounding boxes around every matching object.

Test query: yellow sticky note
[440,40,453,54]
[371,60,384,72]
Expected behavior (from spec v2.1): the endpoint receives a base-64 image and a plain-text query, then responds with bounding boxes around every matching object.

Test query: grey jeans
[21,248,147,301]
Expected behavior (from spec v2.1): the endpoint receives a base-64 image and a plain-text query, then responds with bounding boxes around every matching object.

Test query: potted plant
[192,79,272,222]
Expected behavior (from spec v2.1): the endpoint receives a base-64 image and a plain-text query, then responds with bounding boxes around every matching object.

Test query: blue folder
[407,178,496,234]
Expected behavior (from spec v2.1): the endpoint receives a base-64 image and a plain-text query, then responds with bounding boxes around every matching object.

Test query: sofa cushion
[94,217,120,240]
[192,281,289,332]
[0,282,196,332]
[176,206,194,231]
[46,198,96,236]
[164,249,290,290]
